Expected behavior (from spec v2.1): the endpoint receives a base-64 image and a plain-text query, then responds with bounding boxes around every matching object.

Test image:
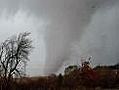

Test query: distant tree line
[0,32,118,90]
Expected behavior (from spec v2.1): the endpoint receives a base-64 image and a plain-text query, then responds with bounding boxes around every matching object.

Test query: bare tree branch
[0,32,33,88]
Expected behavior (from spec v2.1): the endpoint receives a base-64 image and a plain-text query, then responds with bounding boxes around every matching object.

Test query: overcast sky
[0,0,118,76]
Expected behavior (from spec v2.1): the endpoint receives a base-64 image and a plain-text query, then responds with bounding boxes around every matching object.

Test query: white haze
[0,10,46,76]
[0,0,118,76]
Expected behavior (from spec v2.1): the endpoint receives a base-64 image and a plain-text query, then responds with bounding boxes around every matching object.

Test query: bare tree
[0,32,33,89]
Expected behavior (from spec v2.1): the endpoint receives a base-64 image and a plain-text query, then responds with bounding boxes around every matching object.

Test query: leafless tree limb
[0,32,33,89]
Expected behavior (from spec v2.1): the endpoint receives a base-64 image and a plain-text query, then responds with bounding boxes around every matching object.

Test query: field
[2,63,118,90]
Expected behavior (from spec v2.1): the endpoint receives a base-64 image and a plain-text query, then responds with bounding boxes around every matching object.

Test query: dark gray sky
[0,0,118,76]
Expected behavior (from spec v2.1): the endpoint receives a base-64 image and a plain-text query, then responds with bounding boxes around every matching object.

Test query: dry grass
[0,64,119,90]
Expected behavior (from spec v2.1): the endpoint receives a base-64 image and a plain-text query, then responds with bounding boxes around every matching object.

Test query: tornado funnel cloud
[44,0,119,75]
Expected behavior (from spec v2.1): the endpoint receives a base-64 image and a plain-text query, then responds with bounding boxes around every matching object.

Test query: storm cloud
[0,0,118,75]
